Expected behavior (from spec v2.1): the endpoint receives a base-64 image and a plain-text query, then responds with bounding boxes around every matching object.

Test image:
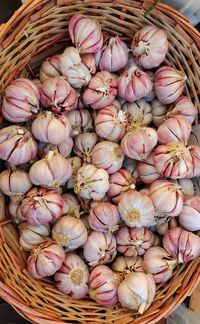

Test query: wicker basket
[0,0,200,323]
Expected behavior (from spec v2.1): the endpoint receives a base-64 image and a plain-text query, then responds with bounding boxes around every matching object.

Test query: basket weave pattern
[0,1,200,323]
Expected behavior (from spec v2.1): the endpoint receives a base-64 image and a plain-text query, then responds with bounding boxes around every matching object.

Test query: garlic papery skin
[66,156,82,190]
[107,168,136,204]
[40,76,78,113]
[143,247,177,283]
[88,202,120,233]
[91,141,124,174]
[118,272,155,313]
[69,14,103,54]
[151,99,168,127]
[62,193,80,218]
[118,190,155,228]
[112,256,143,276]
[116,226,156,257]
[19,222,50,251]
[27,241,65,279]
[137,153,161,184]
[55,252,89,299]
[83,71,118,110]
[156,217,178,235]
[66,109,93,138]
[179,196,200,231]
[8,201,25,224]
[29,151,72,189]
[73,132,97,163]
[2,78,39,122]
[0,125,38,165]
[81,53,96,74]
[122,99,152,127]
[121,127,158,161]
[150,180,183,217]
[32,112,71,145]
[131,25,168,69]
[83,231,117,267]
[74,164,109,201]
[97,36,128,72]
[186,145,200,178]
[152,142,193,179]
[163,227,200,263]
[167,96,197,124]
[155,66,185,104]
[39,55,62,82]
[118,63,153,102]
[52,216,87,250]
[89,265,118,306]
[157,116,191,145]
[171,179,194,200]
[0,168,32,201]
[20,187,63,226]
[60,47,91,88]
[95,101,127,142]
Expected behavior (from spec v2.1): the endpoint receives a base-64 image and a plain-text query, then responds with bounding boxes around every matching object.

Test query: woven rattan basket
[0,0,200,323]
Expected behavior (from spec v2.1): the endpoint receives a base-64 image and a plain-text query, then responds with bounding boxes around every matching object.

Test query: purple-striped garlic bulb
[179,196,200,231]
[112,256,143,276]
[167,96,197,124]
[122,99,152,127]
[73,132,97,163]
[81,53,96,74]
[19,222,50,251]
[62,193,81,218]
[66,109,93,137]
[39,55,62,82]
[55,253,89,299]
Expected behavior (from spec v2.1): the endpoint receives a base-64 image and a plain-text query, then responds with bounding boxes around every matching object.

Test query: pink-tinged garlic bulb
[88,202,120,232]
[91,141,124,174]
[155,66,186,104]
[62,193,80,218]
[8,201,25,224]
[96,36,128,72]
[19,222,50,251]
[151,99,168,127]
[66,109,93,137]
[21,187,63,226]
[0,168,32,202]
[27,241,65,279]
[118,62,153,102]
[52,216,87,250]
[121,127,158,161]
[143,247,177,283]
[156,217,178,235]
[32,112,71,145]
[95,101,127,142]
[83,231,117,266]
[186,145,200,178]
[38,137,73,159]
[152,142,192,179]
[137,153,160,185]
[144,71,156,102]
[89,265,118,306]
[122,99,152,127]
[150,180,183,217]
[131,25,168,69]
[118,190,155,227]
[74,164,109,200]
[2,78,39,122]
[55,252,89,299]
[171,179,194,199]
[66,156,82,190]
[40,76,78,113]
[123,157,139,180]
[0,126,37,165]
[107,168,136,204]
[112,256,143,276]
[83,71,118,110]
[116,226,156,257]
[60,47,91,88]
[167,96,197,124]
[118,272,155,313]
[69,14,103,54]
[157,116,191,145]
[81,53,96,74]
[39,55,62,82]
[163,227,200,263]
[73,132,97,163]
[29,151,72,189]
[179,196,200,231]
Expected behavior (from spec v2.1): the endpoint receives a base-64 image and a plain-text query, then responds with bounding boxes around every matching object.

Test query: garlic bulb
[66,109,93,137]
[186,145,200,178]
[62,193,80,218]
[81,53,96,74]
[123,157,139,180]
[39,55,62,82]
[137,153,160,184]
[116,226,156,257]
[88,202,120,232]
[171,179,194,199]
[19,222,50,251]
[73,132,98,163]
[52,216,87,250]
[151,99,168,127]
[167,96,197,124]
[55,253,89,299]
[156,217,178,235]
[38,137,73,159]
[122,100,152,127]
[118,190,155,228]
[179,196,200,231]
[118,272,155,313]
[112,256,143,275]
[83,231,117,267]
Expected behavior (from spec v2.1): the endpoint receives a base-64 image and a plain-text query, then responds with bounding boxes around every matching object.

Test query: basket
[0,0,200,323]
